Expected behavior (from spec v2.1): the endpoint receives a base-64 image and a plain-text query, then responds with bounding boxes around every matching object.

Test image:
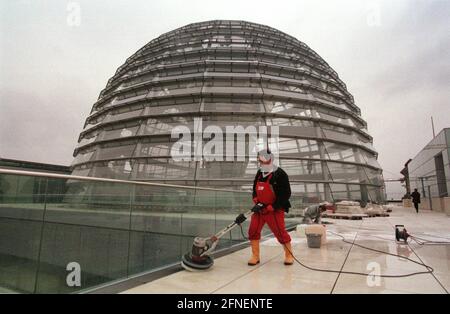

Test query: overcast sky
[1,0,449,196]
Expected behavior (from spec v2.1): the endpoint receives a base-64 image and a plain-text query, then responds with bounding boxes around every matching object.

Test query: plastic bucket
[306,233,322,248]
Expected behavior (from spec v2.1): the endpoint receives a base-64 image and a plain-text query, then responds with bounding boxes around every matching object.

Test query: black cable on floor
[271,212,435,278]
[415,233,450,241]
[239,224,248,240]
[410,235,450,245]
[325,222,450,245]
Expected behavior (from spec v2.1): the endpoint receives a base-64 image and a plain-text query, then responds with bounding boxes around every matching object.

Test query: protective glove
[234,213,247,225]
[251,203,264,213]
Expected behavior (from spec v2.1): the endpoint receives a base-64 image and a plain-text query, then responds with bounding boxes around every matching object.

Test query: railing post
[33,176,49,294]
[126,184,135,277]
[428,185,432,210]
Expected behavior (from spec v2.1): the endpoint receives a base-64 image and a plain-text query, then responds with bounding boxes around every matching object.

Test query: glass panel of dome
[265,102,314,118]
[136,142,173,157]
[90,160,133,180]
[195,160,258,179]
[204,78,230,87]
[77,132,100,148]
[319,124,355,141]
[317,97,350,111]
[148,103,200,116]
[329,183,350,201]
[315,110,354,127]
[71,150,96,166]
[114,94,147,107]
[347,184,362,200]
[96,143,136,160]
[364,167,384,185]
[323,142,358,163]
[359,150,381,168]
[133,159,195,180]
[205,115,265,125]
[153,96,201,106]
[325,162,362,183]
[282,84,305,94]
[123,74,154,88]
[142,117,193,135]
[306,183,325,202]
[83,114,107,131]
[354,133,375,151]
[203,95,260,104]
[277,138,321,158]
[102,125,139,141]
[71,166,92,177]
[261,80,284,91]
[117,87,148,101]
[203,102,265,113]
[233,79,260,88]
[108,109,144,123]
[367,185,384,203]
[279,159,327,181]
[266,118,314,127]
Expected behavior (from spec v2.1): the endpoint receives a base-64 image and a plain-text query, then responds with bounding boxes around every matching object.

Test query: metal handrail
[0,168,250,194]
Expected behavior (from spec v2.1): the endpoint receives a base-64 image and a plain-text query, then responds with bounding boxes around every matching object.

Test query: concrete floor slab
[123,206,450,294]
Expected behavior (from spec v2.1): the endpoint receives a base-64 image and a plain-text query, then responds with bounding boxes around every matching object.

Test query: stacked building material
[363,203,391,216]
[334,201,364,214]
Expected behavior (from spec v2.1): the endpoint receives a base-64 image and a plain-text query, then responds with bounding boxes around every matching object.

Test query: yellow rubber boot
[283,242,294,265]
[247,240,260,266]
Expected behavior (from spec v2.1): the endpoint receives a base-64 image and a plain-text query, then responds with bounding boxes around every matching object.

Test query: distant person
[411,189,421,213]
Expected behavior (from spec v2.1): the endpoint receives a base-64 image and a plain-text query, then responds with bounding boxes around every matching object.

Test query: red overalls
[248,173,292,244]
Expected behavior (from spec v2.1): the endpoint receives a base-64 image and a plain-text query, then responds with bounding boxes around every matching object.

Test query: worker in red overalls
[248,149,294,266]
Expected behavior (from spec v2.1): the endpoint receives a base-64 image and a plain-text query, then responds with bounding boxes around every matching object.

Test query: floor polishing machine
[181,203,264,271]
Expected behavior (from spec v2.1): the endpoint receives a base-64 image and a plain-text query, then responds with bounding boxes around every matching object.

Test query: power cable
[409,235,450,246]
[269,211,435,278]
[239,223,248,240]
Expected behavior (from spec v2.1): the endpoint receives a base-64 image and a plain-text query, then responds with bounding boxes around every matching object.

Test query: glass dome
[72,20,385,204]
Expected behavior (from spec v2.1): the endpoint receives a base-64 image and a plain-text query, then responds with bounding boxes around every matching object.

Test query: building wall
[409,128,450,200]
[445,129,450,194]
[0,159,70,204]
[444,197,450,215]
[0,158,70,174]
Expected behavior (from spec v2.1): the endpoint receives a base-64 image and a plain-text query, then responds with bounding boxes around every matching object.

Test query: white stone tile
[332,273,446,294]
[124,206,450,294]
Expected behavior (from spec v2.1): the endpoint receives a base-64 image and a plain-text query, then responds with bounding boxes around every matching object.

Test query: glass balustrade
[0,169,300,293]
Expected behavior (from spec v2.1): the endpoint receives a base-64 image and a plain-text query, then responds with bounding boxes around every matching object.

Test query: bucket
[295,224,308,238]
[305,224,327,245]
[306,233,322,248]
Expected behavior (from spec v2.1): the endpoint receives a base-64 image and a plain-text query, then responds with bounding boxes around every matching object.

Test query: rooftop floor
[124,206,450,294]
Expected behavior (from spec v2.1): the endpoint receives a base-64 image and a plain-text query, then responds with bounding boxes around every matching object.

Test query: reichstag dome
[71,20,386,204]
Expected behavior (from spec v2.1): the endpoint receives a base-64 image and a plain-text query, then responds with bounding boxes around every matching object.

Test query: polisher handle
[213,210,253,240]
[199,210,253,257]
